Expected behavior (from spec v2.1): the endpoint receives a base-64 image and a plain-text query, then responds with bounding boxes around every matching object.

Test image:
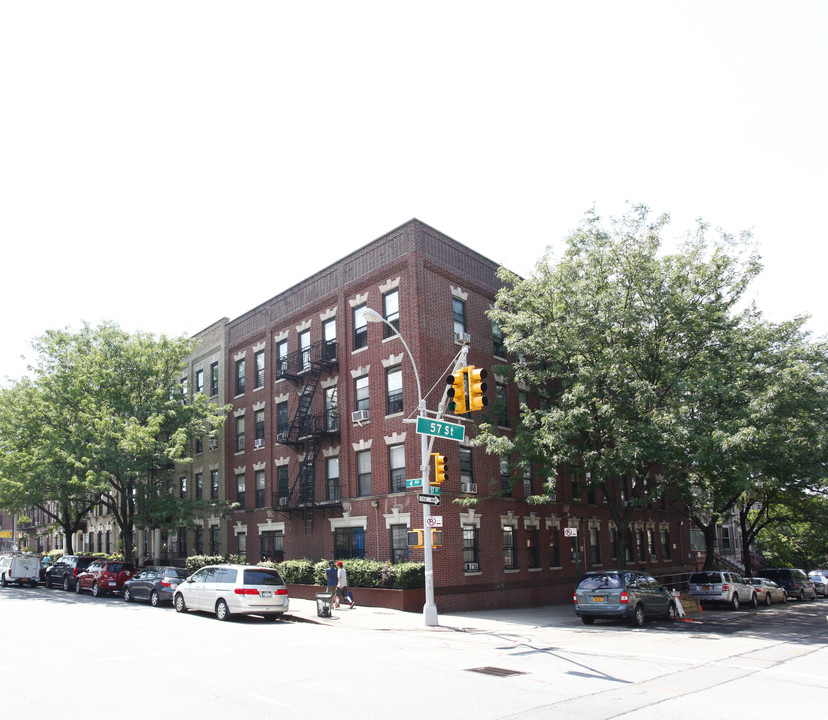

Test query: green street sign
[405,478,423,488]
[416,416,465,442]
[427,485,441,495]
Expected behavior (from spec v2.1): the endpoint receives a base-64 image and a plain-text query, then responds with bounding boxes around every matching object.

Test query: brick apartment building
[214,219,692,610]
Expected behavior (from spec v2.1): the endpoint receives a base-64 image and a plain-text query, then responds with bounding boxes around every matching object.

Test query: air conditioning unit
[549,492,557,501]
[464,562,479,572]
[650,554,657,562]
[254,439,264,449]
[208,438,218,450]
[351,409,370,423]
[278,497,289,507]
[276,431,288,443]
[460,483,478,494]
[454,331,471,344]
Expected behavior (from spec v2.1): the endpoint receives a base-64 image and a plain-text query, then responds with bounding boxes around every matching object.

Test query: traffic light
[446,368,468,414]
[432,453,447,484]
[467,366,489,412]
[407,529,424,548]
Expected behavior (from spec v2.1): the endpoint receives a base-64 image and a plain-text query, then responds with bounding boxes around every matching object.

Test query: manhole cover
[466,666,528,678]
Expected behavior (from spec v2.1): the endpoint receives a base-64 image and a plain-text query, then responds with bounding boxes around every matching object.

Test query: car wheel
[581,616,595,625]
[666,602,677,621]
[750,593,759,609]
[174,593,186,613]
[264,613,282,621]
[75,579,82,593]
[123,587,132,602]
[215,599,230,621]
[764,592,772,606]
[92,582,100,598]
[1,574,7,588]
[782,592,788,603]
[631,604,645,627]
[799,589,805,602]
[730,593,740,611]
[150,591,160,607]
[63,576,70,592]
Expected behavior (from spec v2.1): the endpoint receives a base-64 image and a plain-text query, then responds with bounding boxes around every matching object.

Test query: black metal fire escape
[273,339,339,531]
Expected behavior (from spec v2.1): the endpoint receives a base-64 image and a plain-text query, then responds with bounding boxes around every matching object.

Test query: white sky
[2,2,826,384]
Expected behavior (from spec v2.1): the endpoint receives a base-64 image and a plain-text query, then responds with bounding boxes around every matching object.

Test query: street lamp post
[363,308,439,626]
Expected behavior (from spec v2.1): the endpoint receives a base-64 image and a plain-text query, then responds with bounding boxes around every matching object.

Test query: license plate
[261,591,271,598]
[591,596,605,602]
[108,581,116,586]
[702,585,710,590]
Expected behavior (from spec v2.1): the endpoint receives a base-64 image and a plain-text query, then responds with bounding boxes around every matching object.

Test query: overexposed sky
[2,2,826,384]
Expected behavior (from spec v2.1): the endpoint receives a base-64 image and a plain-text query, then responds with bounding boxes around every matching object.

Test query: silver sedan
[746,577,788,606]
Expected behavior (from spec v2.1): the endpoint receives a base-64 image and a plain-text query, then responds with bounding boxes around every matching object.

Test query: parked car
[44,555,97,591]
[754,568,817,601]
[688,570,758,610]
[0,554,40,587]
[573,570,677,627]
[124,566,189,606]
[807,571,828,598]
[745,577,788,606]
[75,560,137,597]
[39,556,53,582]
[173,564,289,621]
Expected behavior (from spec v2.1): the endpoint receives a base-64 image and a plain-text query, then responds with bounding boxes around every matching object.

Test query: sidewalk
[284,596,581,633]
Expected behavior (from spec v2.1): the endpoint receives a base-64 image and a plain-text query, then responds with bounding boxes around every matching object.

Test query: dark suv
[755,568,817,601]
[44,555,97,591]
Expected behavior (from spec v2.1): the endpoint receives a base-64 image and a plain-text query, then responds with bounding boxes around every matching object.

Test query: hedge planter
[287,584,425,613]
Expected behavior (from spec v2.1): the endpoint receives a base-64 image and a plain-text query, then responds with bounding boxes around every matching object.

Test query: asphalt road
[1,586,826,719]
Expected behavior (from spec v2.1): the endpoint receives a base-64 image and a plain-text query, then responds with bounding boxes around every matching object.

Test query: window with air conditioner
[461,483,477,494]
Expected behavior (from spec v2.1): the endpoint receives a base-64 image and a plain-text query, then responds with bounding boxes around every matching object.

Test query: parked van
[755,568,817,601]
[0,554,40,587]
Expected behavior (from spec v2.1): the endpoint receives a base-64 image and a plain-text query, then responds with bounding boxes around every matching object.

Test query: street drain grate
[466,666,528,678]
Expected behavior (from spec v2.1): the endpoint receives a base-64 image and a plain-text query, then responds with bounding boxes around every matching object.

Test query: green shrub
[273,558,316,584]
[185,554,225,572]
[271,558,424,589]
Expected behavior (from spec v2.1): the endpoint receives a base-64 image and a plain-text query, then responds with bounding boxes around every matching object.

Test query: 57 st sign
[416,416,465,442]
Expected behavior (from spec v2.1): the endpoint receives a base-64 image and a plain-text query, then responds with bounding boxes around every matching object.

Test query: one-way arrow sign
[417,493,441,506]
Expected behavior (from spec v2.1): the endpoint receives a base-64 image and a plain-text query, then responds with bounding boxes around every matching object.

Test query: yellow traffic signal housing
[445,368,468,414]
[432,453,447,484]
[467,366,489,412]
[407,529,424,548]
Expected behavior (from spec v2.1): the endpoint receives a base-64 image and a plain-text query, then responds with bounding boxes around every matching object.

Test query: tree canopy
[0,322,228,560]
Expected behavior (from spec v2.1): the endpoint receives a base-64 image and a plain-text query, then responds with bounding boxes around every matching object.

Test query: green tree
[476,204,759,569]
[754,493,828,569]
[1,322,228,563]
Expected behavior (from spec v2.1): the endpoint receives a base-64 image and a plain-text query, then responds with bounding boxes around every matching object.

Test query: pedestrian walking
[336,560,355,609]
[325,560,339,609]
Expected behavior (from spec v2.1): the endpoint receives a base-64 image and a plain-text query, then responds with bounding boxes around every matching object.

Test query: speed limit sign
[563,527,577,537]
[426,516,443,528]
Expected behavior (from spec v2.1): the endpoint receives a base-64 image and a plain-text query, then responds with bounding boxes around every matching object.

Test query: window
[276,401,289,439]
[178,527,187,557]
[570,472,580,500]
[236,474,246,508]
[625,529,634,563]
[210,526,220,555]
[210,362,219,396]
[237,532,246,558]
[195,527,203,554]
[326,457,340,501]
[721,526,732,551]
[195,437,203,454]
[453,297,466,335]
[254,350,265,388]
[648,528,656,559]
[210,469,219,500]
[195,472,203,500]
[277,465,290,501]
[255,470,266,508]
[355,375,369,412]
[386,366,403,415]
[390,524,408,564]
[526,526,540,569]
[335,527,365,559]
[235,358,245,395]
[637,529,646,562]
[261,530,284,562]
[661,528,671,560]
[195,368,204,394]
[492,321,506,357]
[254,409,265,447]
[463,526,479,568]
[589,527,601,565]
[610,527,618,561]
[325,386,338,431]
[549,526,560,567]
[389,444,406,493]
[383,289,400,338]
[356,450,372,496]
[500,456,512,497]
[523,465,533,498]
[179,476,187,500]
[299,330,311,371]
[496,383,508,427]
[276,340,288,377]
[323,319,337,361]
[235,416,245,452]
[353,304,367,350]
[105,530,111,555]
[460,448,473,485]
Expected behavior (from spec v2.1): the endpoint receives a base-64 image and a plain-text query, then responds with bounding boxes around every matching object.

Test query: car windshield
[243,569,285,586]
[167,568,188,579]
[577,574,622,591]
[745,578,761,585]
[690,572,721,584]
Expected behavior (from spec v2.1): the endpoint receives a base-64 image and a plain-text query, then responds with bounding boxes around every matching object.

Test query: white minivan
[0,554,40,587]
